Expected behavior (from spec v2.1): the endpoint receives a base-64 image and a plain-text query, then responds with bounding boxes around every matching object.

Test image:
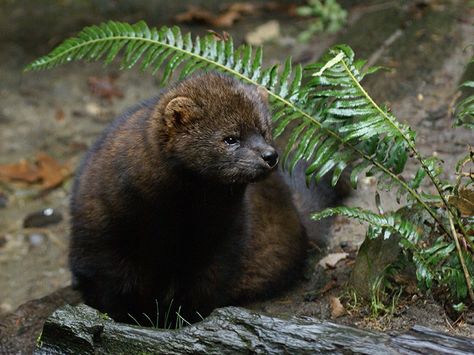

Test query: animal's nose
[261,149,279,168]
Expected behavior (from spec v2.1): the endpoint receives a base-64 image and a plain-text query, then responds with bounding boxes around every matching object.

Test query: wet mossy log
[36,304,474,354]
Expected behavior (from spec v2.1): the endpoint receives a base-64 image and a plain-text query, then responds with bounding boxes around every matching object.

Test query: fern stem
[448,212,474,302]
[414,161,472,248]
[339,58,460,238]
[27,34,261,89]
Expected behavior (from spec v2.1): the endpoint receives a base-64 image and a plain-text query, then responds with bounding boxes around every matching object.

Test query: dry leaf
[87,75,124,101]
[245,20,280,46]
[448,187,474,216]
[226,2,292,14]
[329,296,345,318]
[55,109,65,122]
[207,30,231,42]
[175,5,213,23]
[320,279,338,294]
[0,153,72,190]
[211,10,241,27]
[175,5,241,28]
[0,159,40,183]
[393,273,418,295]
[174,2,288,28]
[227,2,258,14]
[36,153,72,190]
[318,252,349,269]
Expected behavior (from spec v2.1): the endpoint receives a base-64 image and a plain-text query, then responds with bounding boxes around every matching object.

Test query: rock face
[349,233,402,299]
[349,206,426,299]
[35,304,474,355]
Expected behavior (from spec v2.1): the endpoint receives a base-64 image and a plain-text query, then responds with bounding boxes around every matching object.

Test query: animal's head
[157,72,278,184]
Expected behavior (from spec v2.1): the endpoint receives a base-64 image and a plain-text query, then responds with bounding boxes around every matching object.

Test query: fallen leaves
[207,30,231,42]
[320,278,339,294]
[329,296,346,318]
[318,252,349,269]
[87,75,123,101]
[448,187,474,216]
[0,159,39,184]
[0,153,72,190]
[175,5,242,27]
[55,108,65,122]
[174,2,289,28]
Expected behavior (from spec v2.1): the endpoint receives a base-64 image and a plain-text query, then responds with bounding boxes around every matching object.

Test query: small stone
[23,208,63,228]
[362,176,377,185]
[85,102,102,116]
[72,109,86,117]
[245,20,280,46]
[0,235,6,248]
[0,302,13,313]
[0,192,7,208]
[28,233,45,247]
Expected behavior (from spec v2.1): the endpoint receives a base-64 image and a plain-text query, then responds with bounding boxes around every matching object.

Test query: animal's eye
[224,136,239,145]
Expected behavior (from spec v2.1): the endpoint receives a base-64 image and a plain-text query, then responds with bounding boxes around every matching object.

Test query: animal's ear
[164,96,199,128]
[257,86,269,102]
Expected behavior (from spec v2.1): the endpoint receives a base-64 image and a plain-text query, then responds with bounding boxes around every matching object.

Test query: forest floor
[0,0,473,350]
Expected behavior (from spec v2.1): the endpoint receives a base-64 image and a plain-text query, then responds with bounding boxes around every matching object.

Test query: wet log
[36,304,474,355]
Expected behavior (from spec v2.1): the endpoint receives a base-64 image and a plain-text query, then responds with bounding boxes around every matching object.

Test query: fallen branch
[36,304,474,354]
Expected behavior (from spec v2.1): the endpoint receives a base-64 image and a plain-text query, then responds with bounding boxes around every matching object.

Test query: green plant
[296,0,347,42]
[128,300,192,329]
[344,289,360,313]
[26,21,473,311]
[35,331,43,348]
[368,275,402,319]
[99,312,111,320]
[454,60,474,129]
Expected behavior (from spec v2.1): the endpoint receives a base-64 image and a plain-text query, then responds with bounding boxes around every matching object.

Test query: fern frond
[305,46,474,239]
[312,206,422,242]
[298,46,447,228]
[27,21,443,229]
[454,80,474,129]
[302,45,415,182]
[313,206,444,290]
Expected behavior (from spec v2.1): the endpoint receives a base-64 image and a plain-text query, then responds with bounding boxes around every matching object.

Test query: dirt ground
[0,0,473,346]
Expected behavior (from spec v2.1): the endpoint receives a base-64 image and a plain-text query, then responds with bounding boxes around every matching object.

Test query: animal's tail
[280,160,351,248]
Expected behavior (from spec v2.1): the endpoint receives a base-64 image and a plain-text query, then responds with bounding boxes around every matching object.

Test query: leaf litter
[0,153,73,190]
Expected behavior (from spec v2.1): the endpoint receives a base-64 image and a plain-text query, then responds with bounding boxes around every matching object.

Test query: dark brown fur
[70,73,313,325]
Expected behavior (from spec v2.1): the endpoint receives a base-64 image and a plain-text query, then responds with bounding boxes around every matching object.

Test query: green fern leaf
[313,206,446,291]
[454,77,474,129]
[312,206,422,242]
